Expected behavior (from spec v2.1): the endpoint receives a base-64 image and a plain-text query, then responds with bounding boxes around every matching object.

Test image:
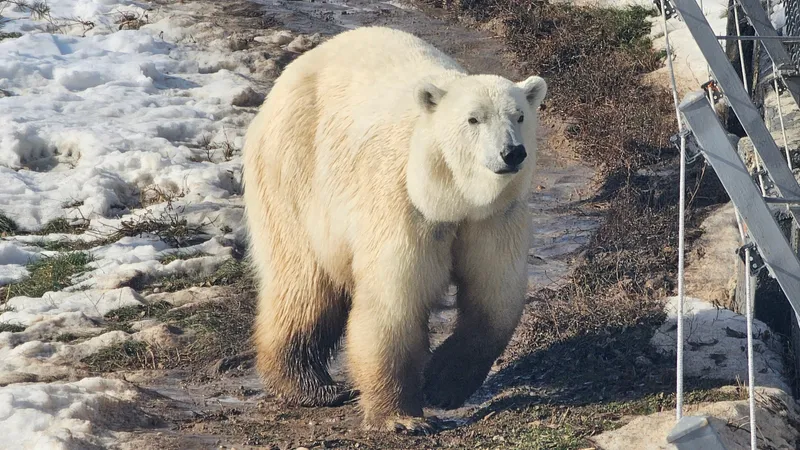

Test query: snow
[0,377,143,450]
[0,0,265,444]
[0,242,44,266]
[652,296,789,391]
[0,242,46,284]
[0,287,144,327]
[0,8,251,231]
[0,0,253,291]
[67,234,234,290]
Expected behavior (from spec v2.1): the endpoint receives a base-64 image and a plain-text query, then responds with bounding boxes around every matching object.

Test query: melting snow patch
[0,242,48,284]
[0,287,144,327]
[0,14,252,231]
[0,377,145,450]
[651,296,788,391]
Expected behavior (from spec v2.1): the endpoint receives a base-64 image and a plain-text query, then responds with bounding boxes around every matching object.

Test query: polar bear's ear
[516,76,547,110]
[416,82,446,113]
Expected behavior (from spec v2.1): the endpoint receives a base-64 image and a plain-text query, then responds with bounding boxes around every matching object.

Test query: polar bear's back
[285,27,464,89]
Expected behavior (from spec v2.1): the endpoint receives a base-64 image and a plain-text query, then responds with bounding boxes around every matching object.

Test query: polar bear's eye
[468,117,479,125]
[517,115,525,123]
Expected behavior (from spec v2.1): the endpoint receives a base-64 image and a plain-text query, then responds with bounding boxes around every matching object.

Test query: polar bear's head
[408,74,547,221]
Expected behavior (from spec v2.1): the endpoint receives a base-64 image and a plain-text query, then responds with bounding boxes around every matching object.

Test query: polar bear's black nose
[501,144,527,167]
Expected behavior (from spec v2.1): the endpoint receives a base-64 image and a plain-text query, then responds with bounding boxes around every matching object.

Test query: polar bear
[242,26,546,433]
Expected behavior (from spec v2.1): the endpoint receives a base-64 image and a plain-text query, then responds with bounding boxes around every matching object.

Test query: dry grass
[30,201,209,252]
[0,323,26,333]
[193,132,239,163]
[84,284,255,374]
[0,212,17,235]
[82,260,254,373]
[38,217,89,235]
[114,10,149,30]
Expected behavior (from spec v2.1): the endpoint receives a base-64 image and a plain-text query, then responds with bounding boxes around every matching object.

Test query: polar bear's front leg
[346,238,451,433]
[424,200,529,409]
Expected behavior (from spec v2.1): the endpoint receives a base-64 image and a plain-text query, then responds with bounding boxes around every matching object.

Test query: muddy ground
[90,0,741,449]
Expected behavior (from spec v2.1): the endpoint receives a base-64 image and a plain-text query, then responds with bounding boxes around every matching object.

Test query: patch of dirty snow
[0,12,252,231]
[0,377,146,450]
[145,284,230,307]
[0,288,143,384]
[0,0,274,441]
[591,386,800,450]
[652,296,788,391]
[0,329,132,386]
[1,287,144,327]
[68,234,234,290]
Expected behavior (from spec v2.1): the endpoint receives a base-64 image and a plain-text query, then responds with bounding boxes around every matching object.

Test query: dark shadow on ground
[469,323,734,424]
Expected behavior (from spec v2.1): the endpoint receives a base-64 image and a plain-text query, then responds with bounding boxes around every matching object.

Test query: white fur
[242,26,547,428]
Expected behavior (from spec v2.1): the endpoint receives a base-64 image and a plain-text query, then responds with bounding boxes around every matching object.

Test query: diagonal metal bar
[737,0,800,108]
[680,91,800,320]
[671,0,800,226]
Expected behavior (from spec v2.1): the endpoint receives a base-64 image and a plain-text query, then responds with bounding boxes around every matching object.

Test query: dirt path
[115,1,602,448]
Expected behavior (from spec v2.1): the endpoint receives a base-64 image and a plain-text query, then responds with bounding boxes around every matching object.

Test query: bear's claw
[367,416,440,435]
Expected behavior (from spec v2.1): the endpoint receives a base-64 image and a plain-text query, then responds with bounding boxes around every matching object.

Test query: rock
[590,387,800,450]
[145,286,228,307]
[130,319,161,331]
[286,35,317,53]
[634,355,653,367]
[231,87,265,107]
[133,324,183,349]
[269,30,293,45]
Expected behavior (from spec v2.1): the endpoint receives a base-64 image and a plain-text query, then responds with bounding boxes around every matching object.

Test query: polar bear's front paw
[364,415,440,435]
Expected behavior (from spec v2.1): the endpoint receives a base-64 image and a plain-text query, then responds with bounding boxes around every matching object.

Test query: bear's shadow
[454,322,731,426]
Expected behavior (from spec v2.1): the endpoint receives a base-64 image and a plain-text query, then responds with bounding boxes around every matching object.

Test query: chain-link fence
[784,0,800,63]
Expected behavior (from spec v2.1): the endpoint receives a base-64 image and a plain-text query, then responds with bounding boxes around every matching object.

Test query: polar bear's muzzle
[495,144,527,174]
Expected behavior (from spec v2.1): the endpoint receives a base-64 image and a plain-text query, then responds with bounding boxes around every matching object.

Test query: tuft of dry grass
[38,217,89,235]
[114,10,148,30]
[0,212,17,235]
[0,323,26,333]
[104,206,207,248]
